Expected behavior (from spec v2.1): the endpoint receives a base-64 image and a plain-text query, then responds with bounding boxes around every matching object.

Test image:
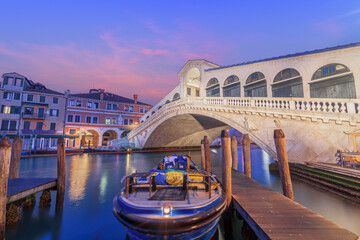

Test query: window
[24,107,34,115]
[113,104,117,110]
[9,121,17,131]
[106,118,111,124]
[139,107,143,113]
[36,122,43,130]
[69,100,75,106]
[76,100,82,107]
[10,106,20,114]
[75,115,81,123]
[112,118,116,124]
[124,105,128,111]
[107,104,111,110]
[196,90,200,97]
[50,123,56,130]
[27,95,34,101]
[87,101,92,108]
[1,120,9,130]
[53,97,58,104]
[3,78,8,85]
[1,105,10,114]
[123,119,128,125]
[94,102,99,109]
[50,109,59,117]
[92,117,98,124]
[67,115,73,122]
[69,129,76,134]
[40,96,46,102]
[144,108,148,113]
[14,93,20,100]
[129,119,134,125]
[23,121,30,130]
[129,106,134,112]
[86,116,91,123]
[187,88,191,95]
[3,92,13,100]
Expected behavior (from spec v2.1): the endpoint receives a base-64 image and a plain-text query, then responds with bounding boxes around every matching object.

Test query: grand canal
[6,147,360,239]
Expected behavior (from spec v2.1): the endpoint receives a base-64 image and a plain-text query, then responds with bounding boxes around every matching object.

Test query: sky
[0,1,359,105]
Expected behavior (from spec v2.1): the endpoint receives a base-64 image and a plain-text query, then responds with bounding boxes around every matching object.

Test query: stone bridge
[124,43,360,163]
[128,97,360,162]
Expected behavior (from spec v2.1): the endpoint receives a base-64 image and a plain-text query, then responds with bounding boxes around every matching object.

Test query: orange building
[65,89,151,148]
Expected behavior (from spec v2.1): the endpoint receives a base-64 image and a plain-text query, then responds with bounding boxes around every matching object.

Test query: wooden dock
[7,178,57,204]
[214,167,359,240]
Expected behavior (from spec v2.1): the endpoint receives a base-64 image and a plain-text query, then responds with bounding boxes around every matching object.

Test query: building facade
[0,72,69,151]
[65,89,150,148]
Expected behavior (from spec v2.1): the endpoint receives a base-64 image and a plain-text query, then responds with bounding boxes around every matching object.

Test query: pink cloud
[140,48,169,56]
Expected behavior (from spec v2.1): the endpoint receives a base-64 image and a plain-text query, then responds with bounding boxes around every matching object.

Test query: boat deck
[122,187,220,208]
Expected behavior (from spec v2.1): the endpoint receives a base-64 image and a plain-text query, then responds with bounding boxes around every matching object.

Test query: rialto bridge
[125,43,360,163]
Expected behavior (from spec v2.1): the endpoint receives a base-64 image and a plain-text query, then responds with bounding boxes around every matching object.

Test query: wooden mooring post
[204,136,211,174]
[231,136,238,171]
[221,130,233,239]
[200,139,206,171]
[9,136,22,179]
[242,134,251,178]
[56,137,66,211]
[274,129,294,200]
[0,137,11,240]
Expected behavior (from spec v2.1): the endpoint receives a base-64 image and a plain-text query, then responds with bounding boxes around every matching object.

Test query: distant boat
[113,154,226,240]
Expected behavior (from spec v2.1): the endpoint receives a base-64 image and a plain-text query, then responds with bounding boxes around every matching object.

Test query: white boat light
[163,206,171,215]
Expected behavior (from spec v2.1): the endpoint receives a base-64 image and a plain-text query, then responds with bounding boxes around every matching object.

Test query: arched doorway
[102,130,118,146]
[81,130,100,148]
[184,68,201,97]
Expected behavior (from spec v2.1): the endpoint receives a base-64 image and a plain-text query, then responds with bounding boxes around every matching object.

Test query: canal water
[6,147,360,240]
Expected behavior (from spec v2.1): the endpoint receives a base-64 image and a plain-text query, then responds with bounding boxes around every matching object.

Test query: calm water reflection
[6,148,360,239]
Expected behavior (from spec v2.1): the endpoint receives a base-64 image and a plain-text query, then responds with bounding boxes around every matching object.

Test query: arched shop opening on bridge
[102,130,118,146]
[206,78,220,97]
[272,68,303,97]
[310,63,356,98]
[244,72,267,97]
[223,75,240,97]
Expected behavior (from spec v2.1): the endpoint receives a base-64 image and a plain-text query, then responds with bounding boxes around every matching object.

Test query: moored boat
[113,154,227,240]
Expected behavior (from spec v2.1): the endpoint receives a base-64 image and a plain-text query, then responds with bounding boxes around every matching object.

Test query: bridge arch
[310,63,356,99]
[272,68,304,98]
[140,109,277,160]
[244,71,267,97]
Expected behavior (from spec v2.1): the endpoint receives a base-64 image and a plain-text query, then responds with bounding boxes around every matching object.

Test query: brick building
[65,89,151,148]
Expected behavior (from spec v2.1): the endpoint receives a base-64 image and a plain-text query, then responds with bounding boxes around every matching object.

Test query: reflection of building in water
[69,155,90,201]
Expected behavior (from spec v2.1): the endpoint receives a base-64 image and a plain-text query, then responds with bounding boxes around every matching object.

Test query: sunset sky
[1,1,359,105]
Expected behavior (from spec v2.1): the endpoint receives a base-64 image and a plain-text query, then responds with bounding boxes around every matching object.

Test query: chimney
[133,94,138,104]
[100,89,104,100]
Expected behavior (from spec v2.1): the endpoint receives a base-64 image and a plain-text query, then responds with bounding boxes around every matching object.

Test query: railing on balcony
[22,113,46,119]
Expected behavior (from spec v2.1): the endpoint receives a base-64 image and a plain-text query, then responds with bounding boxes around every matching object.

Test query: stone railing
[130,96,360,139]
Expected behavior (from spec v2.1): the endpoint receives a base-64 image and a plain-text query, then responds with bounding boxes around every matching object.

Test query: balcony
[22,113,46,119]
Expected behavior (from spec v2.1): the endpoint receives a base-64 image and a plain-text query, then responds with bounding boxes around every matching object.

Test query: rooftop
[206,42,360,72]
[70,89,151,106]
